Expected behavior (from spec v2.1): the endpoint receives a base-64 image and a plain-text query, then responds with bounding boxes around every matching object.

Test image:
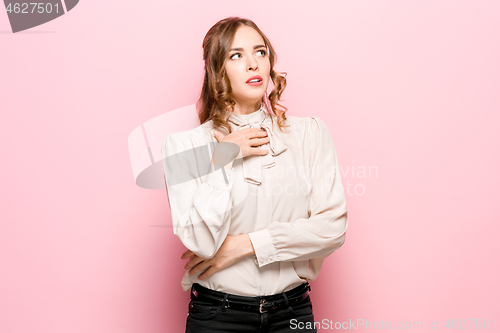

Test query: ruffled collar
[227,103,267,127]
[223,103,288,185]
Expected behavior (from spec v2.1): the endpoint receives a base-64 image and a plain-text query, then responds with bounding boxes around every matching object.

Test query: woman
[161,16,348,333]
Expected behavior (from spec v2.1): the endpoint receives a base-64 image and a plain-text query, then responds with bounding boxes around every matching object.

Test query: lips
[246,75,263,83]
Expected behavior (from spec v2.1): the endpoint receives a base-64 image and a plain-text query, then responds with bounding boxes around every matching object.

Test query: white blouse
[161,103,348,296]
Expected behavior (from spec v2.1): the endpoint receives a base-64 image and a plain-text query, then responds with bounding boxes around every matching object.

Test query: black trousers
[185,283,318,333]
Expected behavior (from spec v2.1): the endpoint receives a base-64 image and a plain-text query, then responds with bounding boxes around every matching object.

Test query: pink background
[1,1,499,332]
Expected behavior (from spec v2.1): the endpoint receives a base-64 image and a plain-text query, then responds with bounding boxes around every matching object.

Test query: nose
[247,55,258,71]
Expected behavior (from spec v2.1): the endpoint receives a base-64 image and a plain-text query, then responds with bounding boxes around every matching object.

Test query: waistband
[190,282,311,313]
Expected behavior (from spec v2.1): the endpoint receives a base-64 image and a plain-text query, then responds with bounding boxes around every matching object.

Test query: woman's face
[224,25,271,108]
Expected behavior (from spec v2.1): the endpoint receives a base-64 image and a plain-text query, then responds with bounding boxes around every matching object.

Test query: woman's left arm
[247,117,348,267]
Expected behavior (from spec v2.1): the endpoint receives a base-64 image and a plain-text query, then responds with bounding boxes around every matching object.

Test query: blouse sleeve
[247,117,349,267]
[161,132,236,259]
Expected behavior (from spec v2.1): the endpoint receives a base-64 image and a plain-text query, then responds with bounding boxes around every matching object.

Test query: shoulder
[281,114,329,139]
[282,114,326,128]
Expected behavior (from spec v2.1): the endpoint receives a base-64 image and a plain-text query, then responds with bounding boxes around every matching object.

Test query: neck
[232,101,262,115]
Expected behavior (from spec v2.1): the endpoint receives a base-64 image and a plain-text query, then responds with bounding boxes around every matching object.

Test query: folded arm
[247,117,349,267]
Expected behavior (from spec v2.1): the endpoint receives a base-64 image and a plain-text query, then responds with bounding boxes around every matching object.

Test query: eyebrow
[229,44,266,52]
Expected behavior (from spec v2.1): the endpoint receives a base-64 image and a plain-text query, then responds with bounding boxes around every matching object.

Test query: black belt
[190,282,311,314]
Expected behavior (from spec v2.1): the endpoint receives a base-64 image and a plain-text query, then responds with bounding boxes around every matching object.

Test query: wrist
[239,234,255,257]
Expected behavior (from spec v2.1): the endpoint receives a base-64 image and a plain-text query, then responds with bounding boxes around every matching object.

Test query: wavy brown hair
[197,17,289,135]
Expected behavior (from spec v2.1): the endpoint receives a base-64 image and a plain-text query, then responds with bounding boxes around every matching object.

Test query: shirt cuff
[248,228,278,267]
[204,164,235,191]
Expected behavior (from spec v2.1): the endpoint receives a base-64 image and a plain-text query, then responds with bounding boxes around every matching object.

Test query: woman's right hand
[213,127,270,160]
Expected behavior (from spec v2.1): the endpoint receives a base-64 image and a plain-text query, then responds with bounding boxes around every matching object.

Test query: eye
[229,50,267,60]
[229,53,241,60]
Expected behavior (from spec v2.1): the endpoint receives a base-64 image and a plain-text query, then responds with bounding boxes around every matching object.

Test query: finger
[213,131,219,142]
[184,256,204,270]
[180,250,194,260]
[243,127,261,132]
[198,265,219,280]
[250,137,270,146]
[184,255,202,270]
[181,250,196,260]
[189,260,211,276]
[249,147,269,156]
[241,128,265,135]
[249,127,267,134]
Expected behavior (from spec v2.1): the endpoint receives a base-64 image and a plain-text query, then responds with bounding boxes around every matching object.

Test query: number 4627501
[6,3,61,14]
[444,319,496,330]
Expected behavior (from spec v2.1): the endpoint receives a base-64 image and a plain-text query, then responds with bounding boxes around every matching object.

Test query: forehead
[230,25,265,48]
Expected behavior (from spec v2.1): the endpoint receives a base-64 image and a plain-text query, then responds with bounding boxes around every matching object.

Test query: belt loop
[221,293,229,312]
[282,291,289,307]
